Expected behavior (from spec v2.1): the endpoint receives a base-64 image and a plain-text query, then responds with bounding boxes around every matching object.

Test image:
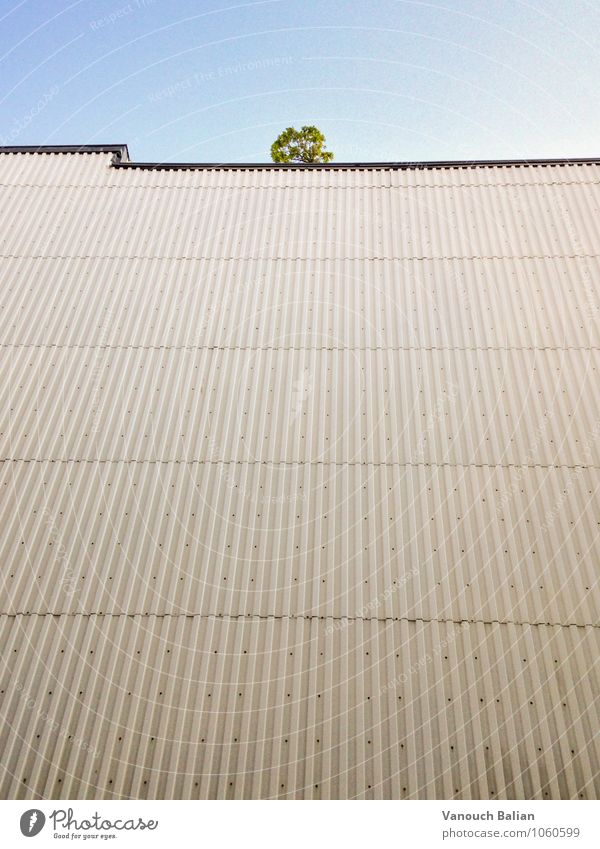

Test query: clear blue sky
[1,0,599,163]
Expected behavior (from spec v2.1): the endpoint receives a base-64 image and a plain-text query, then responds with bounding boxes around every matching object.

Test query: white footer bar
[0,800,597,848]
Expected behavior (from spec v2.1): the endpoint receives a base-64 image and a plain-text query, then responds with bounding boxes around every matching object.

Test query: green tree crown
[271,125,334,163]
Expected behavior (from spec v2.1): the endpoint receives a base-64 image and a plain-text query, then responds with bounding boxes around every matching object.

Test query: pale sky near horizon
[1,0,599,163]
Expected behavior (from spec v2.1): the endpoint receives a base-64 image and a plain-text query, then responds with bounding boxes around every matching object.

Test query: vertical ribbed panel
[0,256,598,349]
[0,461,598,626]
[0,151,599,799]
[0,347,598,465]
[1,181,599,259]
[1,615,598,800]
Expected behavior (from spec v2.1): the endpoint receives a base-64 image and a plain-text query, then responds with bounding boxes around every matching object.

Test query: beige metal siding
[1,256,599,349]
[0,151,599,799]
[1,346,598,464]
[1,182,600,260]
[1,461,598,626]
[1,615,598,800]
[1,153,599,188]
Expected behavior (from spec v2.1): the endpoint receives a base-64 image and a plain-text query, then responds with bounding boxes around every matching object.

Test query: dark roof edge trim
[1,145,600,170]
[0,144,129,160]
[114,155,600,171]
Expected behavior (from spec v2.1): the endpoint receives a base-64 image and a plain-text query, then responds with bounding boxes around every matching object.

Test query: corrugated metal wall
[0,151,598,799]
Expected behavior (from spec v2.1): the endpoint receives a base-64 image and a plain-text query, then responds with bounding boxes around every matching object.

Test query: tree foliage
[270,125,334,163]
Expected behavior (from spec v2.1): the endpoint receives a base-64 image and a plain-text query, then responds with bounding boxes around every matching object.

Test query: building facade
[0,146,599,798]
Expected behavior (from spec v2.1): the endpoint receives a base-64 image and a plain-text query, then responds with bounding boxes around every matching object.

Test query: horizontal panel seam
[1,180,599,189]
[2,345,599,352]
[2,459,600,469]
[2,254,600,261]
[0,612,597,629]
